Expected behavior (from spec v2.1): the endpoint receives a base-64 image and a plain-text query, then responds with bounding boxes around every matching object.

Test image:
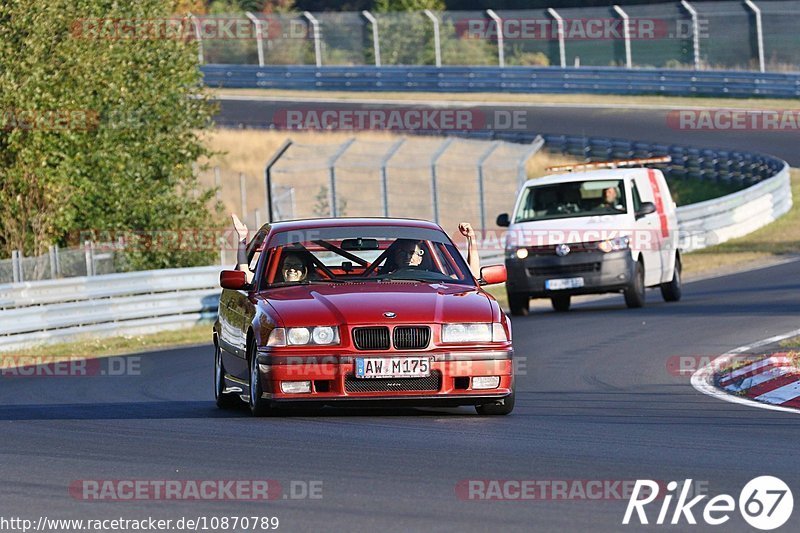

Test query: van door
[630,174,663,287]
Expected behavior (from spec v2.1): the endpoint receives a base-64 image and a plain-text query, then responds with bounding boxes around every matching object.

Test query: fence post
[49,245,57,280]
[264,139,293,222]
[214,166,222,202]
[54,244,61,278]
[517,135,546,190]
[189,13,204,65]
[239,173,247,220]
[303,12,322,67]
[486,10,504,68]
[255,208,262,229]
[430,138,454,224]
[744,0,765,72]
[84,240,95,277]
[362,10,381,66]
[613,5,632,69]
[680,0,701,69]
[547,8,566,68]
[477,142,501,231]
[380,138,406,217]
[423,10,442,67]
[245,12,265,67]
[328,138,356,217]
[11,250,22,283]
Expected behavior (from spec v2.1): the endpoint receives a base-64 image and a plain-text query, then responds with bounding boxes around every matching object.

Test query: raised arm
[458,222,480,278]
[231,213,254,283]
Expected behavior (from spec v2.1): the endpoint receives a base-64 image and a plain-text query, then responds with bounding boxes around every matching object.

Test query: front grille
[353,327,390,351]
[529,262,601,276]
[393,326,430,350]
[528,243,596,255]
[345,371,442,393]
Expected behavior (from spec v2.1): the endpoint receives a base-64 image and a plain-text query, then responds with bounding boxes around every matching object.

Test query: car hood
[257,281,493,326]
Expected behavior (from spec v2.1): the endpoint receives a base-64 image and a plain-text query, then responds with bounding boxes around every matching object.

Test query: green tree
[0,0,220,269]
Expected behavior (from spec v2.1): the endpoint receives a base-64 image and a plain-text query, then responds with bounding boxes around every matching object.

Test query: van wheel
[624,260,646,308]
[660,254,682,302]
[550,295,571,312]
[508,292,530,316]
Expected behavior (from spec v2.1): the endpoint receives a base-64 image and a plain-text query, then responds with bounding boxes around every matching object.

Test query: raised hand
[231,213,248,242]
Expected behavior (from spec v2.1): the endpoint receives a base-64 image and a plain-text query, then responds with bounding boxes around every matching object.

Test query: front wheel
[508,292,530,316]
[624,260,646,309]
[475,390,515,415]
[215,344,238,409]
[660,255,682,302]
[248,342,272,417]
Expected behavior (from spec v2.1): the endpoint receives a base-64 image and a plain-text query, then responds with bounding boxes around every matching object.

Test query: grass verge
[3,324,212,361]
[209,88,799,110]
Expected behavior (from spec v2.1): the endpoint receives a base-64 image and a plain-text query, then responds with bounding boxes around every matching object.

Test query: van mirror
[496,213,510,227]
[635,202,656,219]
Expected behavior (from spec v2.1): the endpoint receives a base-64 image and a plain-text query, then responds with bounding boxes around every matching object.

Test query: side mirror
[496,213,510,227]
[479,265,507,286]
[220,269,249,290]
[635,202,657,219]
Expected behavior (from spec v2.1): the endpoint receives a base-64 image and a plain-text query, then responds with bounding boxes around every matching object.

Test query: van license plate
[545,277,584,290]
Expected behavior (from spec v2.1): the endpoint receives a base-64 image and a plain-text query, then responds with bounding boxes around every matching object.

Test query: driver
[600,187,624,211]
[379,239,425,275]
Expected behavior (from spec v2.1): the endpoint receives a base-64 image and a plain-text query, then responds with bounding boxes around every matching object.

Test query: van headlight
[597,236,630,253]
[267,327,340,346]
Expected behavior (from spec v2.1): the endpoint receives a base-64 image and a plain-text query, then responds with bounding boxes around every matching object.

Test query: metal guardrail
[202,65,800,98]
[0,266,221,352]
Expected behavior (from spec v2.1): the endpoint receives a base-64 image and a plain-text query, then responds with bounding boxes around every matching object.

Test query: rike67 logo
[623,476,793,530]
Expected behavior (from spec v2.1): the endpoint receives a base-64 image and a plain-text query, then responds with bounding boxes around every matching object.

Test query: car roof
[521,168,650,188]
[264,217,445,233]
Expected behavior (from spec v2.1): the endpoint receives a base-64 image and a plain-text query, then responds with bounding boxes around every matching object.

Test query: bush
[0,0,220,269]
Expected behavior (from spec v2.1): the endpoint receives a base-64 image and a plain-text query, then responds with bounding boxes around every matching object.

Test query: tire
[660,254,682,302]
[475,390,515,416]
[248,341,273,417]
[214,343,239,409]
[550,294,571,312]
[624,260,646,309]
[508,292,530,316]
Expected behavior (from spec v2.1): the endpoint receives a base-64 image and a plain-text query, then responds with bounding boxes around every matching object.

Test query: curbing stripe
[718,355,792,387]
[691,328,800,415]
[723,366,794,393]
[743,372,800,398]
[755,380,800,405]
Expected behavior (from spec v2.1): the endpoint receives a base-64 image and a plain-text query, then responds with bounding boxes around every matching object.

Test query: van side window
[631,182,643,211]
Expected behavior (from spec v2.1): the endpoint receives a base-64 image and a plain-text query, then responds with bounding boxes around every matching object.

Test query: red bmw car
[213,218,514,416]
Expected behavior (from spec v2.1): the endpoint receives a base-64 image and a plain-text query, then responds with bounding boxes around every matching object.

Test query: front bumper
[254,350,513,405]
[506,249,635,298]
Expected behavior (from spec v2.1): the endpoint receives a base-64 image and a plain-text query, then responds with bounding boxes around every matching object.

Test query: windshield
[514,179,628,223]
[260,225,473,287]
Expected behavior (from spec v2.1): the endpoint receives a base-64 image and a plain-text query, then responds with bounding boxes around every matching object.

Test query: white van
[496,163,681,315]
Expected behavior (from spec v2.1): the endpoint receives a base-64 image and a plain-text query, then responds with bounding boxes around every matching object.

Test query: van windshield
[514,179,627,223]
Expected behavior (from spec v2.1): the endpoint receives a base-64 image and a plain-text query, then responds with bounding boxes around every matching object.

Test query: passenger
[279,252,308,283]
[232,213,254,283]
[458,222,480,278]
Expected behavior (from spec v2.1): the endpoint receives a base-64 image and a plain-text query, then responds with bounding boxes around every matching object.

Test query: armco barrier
[0,266,221,352]
[202,65,800,99]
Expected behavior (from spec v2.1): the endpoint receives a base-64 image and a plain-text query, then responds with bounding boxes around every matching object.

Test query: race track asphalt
[2,259,799,532]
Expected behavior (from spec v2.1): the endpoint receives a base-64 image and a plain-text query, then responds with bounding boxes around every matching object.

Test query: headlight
[597,236,630,253]
[515,248,529,259]
[442,323,495,343]
[267,327,340,347]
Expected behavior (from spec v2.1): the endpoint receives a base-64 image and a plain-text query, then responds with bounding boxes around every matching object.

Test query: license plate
[355,357,431,379]
[545,277,584,290]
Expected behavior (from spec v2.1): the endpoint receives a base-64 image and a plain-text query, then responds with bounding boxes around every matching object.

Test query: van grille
[529,263,601,276]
